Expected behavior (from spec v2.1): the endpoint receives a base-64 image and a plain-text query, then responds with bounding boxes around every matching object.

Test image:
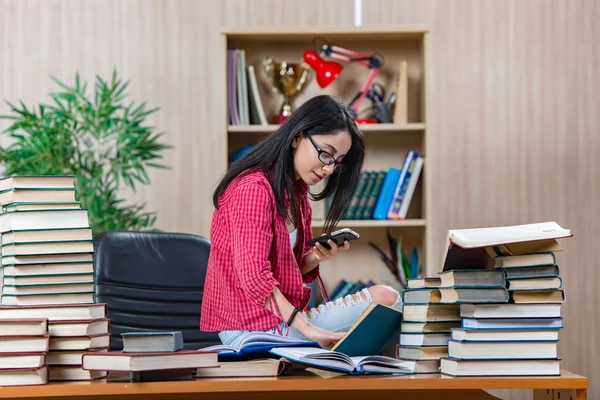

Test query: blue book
[121,331,184,352]
[461,317,563,330]
[330,303,403,357]
[269,347,415,374]
[387,151,418,219]
[372,168,401,220]
[199,332,319,361]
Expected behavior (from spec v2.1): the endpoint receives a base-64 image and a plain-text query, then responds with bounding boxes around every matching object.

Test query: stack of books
[0,304,108,382]
[396,277,461,373]
[82,331,219,381]
[437,221,571,376]
[0,175,95,307]
[0,175,111,382]
[0,319,49,385]
[46,305,110,381]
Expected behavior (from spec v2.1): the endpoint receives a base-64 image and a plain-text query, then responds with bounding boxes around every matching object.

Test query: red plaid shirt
[200,170,321,332]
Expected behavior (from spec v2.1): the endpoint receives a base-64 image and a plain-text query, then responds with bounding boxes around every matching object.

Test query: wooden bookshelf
[228,123,426,134]
[311,219,426,228]
[223,26,431,289]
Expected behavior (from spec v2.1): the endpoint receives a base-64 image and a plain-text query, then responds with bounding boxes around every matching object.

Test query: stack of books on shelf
[82,331,218,381]
[325,151,424,221]
[0,175,111,383]
[436,221,571,376]
[396,276,461,373]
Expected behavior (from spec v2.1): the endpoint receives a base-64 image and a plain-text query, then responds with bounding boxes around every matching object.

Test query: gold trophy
[263,57,310,124]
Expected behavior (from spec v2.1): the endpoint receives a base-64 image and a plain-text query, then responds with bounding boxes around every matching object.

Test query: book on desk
[270,347,415,375]
[198,332,319,361]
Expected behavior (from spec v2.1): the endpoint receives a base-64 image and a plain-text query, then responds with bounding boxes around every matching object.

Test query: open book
[270,347,415,375]
[331,303,403,357]
[198,332,319,361]
[442,221,572,271]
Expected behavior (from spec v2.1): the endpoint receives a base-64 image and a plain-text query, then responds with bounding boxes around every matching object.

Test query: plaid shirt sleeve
[229,182,279,308]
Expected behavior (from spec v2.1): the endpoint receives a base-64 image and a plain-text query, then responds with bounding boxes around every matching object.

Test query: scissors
[366,83,386,104]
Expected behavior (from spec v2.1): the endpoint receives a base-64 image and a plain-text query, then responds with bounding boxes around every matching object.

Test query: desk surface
[0,370,588,399]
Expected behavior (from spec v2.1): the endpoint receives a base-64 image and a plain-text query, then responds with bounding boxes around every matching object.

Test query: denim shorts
[218,287,403,349]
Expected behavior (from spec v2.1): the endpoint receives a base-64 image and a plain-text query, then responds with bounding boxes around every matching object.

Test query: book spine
[174,332,184,351]
[387,152,418,219]
[345,172,369,219]
[361,171,386,219]
[354,173,376,219]
[398,157,424,219]
[372,168,401,220]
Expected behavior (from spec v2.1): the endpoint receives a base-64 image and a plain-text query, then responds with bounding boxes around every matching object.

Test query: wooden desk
[0,370,588,400]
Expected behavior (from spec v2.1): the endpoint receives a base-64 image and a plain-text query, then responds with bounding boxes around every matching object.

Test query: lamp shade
[303,50,342,88]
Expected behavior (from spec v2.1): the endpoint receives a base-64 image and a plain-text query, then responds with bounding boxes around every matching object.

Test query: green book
[344,172,369,219]
[361,170,386,219]
[331,303,403,357]
[353,172,376,220]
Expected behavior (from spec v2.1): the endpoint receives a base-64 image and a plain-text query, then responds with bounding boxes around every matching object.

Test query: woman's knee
[368,285,400,306]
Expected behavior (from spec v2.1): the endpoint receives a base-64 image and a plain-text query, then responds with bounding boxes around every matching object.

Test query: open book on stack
[0,175,95,307]
[437,221,570,376]
[198,332,319,361]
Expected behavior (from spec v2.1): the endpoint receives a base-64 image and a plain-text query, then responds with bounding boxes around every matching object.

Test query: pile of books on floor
[434,221,570,376]
[82,331,218,381]
[0,175,110,384]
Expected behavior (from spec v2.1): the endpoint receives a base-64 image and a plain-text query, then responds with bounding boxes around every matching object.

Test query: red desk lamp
[303,37,383,118]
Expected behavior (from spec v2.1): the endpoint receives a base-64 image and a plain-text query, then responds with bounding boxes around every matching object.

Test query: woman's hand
[313,239,350,262]
[303,324,346,349]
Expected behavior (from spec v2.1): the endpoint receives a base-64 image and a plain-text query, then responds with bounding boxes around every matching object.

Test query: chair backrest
[93,230,220,350]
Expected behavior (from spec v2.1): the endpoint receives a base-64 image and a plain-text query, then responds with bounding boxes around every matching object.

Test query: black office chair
[93,230,220,350]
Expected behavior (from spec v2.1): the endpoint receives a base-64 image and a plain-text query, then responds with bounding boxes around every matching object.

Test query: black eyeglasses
[303,132,346,173]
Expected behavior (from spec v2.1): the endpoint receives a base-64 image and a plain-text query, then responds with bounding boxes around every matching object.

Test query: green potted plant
[0,69,171,236]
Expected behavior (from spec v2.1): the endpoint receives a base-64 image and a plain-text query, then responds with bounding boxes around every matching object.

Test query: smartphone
[308,228,360,250]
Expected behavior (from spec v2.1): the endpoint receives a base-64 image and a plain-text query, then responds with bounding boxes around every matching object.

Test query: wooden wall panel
[0,0,223,235]
[365,1,600,398]
[1,1,598,398]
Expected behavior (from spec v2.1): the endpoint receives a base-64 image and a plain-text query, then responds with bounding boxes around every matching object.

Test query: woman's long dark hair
[213,95,365,233]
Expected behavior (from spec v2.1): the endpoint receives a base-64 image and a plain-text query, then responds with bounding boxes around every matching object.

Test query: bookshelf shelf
[228,123,426,134]
[223,25,431,286]
[311,219,426,228]
[222,25,430,40]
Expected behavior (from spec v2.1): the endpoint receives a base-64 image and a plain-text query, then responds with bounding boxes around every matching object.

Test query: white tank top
[289,229,297,249]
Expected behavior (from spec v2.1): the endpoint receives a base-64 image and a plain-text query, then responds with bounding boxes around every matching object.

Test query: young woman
[200,95,402,349]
